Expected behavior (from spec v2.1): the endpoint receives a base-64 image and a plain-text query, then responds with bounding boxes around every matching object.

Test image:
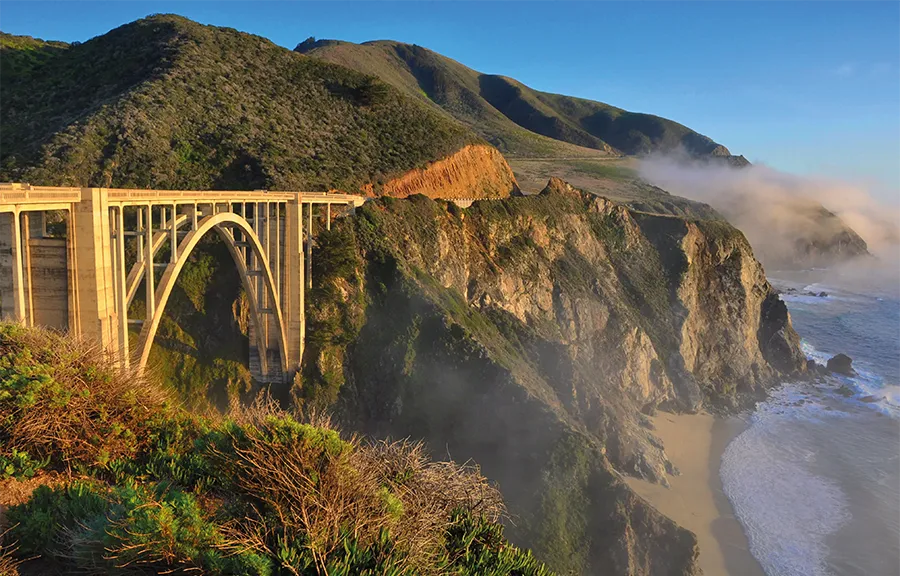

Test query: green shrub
[112,411,217,490]
[0,326,169,477]
[7,481,108,556]
[442,510,553,575]
[0,449,47,479]
[83,484,222,572]
[0,324,551,575]
[9,480,269,575]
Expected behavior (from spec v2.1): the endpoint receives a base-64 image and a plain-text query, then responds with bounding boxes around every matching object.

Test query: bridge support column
[114,207,129,366]
[284,198,304,373]
[143,204,155,321]
[2,210,28,324]
[69,188,120,354]
[21,213,35,326]
[306,203,313,289]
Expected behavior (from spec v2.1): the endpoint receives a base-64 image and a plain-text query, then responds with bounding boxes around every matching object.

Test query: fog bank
[637,156,900,268]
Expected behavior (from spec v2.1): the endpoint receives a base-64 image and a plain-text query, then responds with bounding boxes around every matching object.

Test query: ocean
[720,259,900,576]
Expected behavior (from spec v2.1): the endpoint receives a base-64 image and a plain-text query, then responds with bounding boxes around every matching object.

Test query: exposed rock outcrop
[786,204,870,267]
[827,353,857,376]
[367,144,519,200]
[302,179,805,575]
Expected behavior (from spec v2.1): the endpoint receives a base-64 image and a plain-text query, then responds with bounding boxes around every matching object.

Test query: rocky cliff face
[300,178,806,575]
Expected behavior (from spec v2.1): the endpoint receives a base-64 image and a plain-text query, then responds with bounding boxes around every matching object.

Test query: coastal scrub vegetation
[0,15,477,192]
[0,323,552,575]
[0,32,68,80]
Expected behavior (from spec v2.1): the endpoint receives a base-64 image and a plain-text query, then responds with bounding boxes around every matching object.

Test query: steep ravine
[300,179,806,575]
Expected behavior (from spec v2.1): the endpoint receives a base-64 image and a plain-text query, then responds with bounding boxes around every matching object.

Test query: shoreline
[625,412,765,576]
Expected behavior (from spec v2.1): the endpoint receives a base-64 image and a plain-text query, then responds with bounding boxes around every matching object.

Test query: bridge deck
[0,183,365,212]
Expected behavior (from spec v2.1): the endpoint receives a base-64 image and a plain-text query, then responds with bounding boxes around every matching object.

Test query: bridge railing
[108,190,297,203]
[0,184,81,210]
[105,188,365,206]
[0,184,367,210]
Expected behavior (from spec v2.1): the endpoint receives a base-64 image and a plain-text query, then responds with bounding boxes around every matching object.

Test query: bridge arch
[135,211,288,375]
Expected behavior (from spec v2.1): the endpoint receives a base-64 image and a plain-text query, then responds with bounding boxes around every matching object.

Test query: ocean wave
[781,294,830,305]
[734,277,900,573]
[801,341,900,419]
[721,395,851,576]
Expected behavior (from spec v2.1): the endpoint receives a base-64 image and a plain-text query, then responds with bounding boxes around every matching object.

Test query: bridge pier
[70,188,120,353]
[113,206,129,366]
[284,198,305,373]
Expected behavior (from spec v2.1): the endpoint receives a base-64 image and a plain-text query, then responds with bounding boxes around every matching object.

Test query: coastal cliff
[300,178,806,575]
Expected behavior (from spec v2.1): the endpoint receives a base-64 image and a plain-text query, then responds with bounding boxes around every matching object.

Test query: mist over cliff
[638,156,899,269]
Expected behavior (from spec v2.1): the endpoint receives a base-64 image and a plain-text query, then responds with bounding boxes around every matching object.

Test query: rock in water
[807,359,829,376]
[827,353,857,376]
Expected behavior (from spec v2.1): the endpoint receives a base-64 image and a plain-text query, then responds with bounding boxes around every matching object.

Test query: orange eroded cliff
[364,144,519,200]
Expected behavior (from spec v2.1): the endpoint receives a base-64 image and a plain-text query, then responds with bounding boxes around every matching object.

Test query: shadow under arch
[135,211,288,377]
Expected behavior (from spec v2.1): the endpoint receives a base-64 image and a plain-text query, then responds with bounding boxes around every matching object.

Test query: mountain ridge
[297,37,749,164]
[0,16,502,195]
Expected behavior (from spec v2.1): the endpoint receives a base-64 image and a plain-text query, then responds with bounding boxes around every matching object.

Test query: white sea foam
[734,270,900,573]
[722,340,897,574]
[781,294,829,305]
[802,340,900,418]
[721,385,852,575]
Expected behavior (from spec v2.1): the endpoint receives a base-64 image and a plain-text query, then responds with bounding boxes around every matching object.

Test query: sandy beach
[625,413,765,576]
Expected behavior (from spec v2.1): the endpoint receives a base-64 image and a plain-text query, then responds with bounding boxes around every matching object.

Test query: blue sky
[2,1,898,203]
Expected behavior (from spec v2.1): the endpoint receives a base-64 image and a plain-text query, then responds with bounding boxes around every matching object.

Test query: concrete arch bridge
[0,184,364,382]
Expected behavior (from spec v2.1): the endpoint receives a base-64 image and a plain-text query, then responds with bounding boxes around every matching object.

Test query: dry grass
[0,528,22,576]
[358,438,504,569]
[0,324,170,472]
[213,401,504,575]
[0,551,20,576]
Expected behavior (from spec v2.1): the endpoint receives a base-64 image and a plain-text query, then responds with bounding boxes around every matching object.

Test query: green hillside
[0,32,68,78]
[296,38,609,159]
[0,16,477,192]
[298,39,738,159]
